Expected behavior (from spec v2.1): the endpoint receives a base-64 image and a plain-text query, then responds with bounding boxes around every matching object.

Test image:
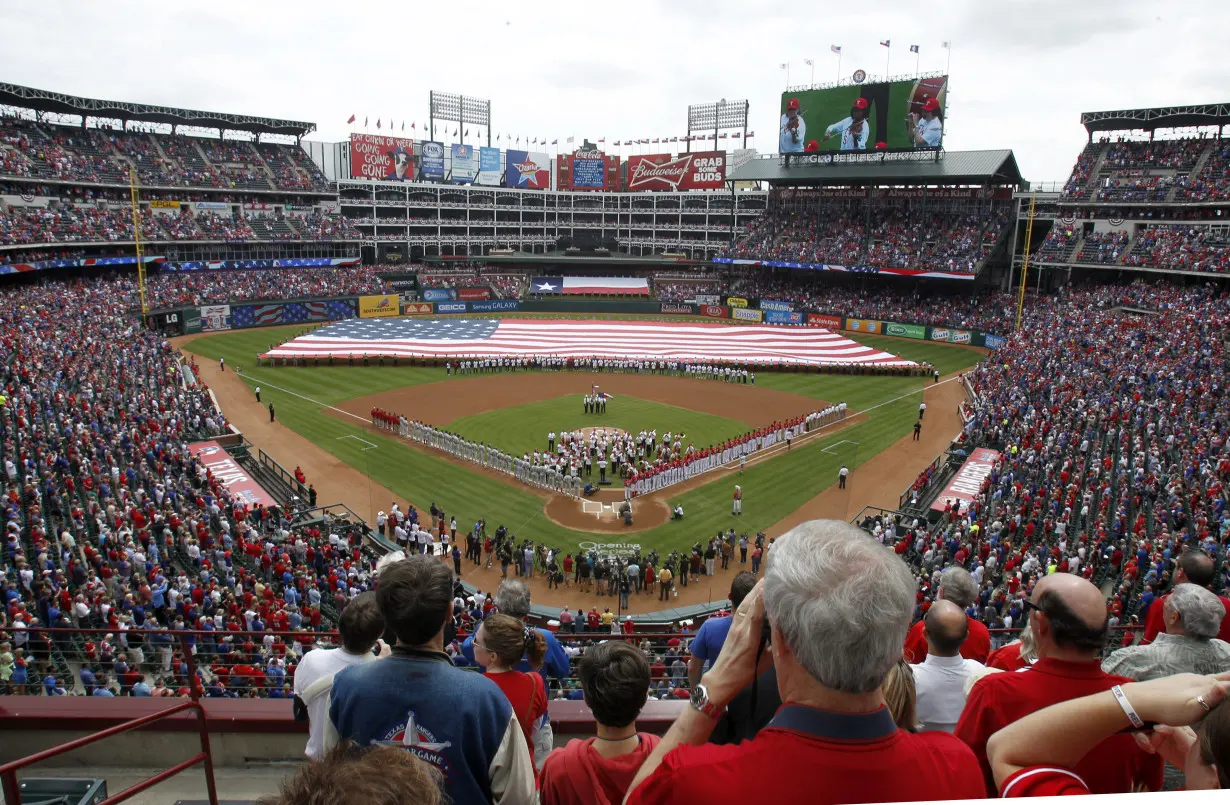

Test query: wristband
[1111,685,1145,729]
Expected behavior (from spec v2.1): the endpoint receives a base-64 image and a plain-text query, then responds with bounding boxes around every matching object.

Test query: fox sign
[625,151,727,191]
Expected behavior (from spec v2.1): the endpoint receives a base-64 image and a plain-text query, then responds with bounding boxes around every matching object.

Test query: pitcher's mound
[544,488,671,533]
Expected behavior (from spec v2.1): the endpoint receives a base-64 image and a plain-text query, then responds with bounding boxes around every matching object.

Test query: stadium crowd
[143,266,392,308]
[0,116,331,192]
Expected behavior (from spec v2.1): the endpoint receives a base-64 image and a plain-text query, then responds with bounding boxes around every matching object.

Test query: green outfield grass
[183,323,982,556]
[446,396,751,458]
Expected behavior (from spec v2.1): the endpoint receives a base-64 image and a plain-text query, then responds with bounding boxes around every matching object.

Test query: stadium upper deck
[1017,103,1230,283]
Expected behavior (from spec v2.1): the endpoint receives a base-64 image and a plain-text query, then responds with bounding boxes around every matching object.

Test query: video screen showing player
[823,97,871,151]
[779,98,806,153]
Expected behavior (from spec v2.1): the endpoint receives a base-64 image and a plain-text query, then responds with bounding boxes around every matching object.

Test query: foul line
[337,435,377,451]
[821,439,861,455]
[235,370,372,425]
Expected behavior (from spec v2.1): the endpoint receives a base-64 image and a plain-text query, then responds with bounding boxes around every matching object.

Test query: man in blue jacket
[329,556,534,805]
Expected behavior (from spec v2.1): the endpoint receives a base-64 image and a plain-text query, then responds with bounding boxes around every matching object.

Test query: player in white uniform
[910,98,944,147]
[823,97,871,151]
[779,97,806,153]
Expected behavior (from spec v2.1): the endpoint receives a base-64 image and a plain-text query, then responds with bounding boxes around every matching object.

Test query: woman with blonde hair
[883,659,920,732]
[474,613,549,766]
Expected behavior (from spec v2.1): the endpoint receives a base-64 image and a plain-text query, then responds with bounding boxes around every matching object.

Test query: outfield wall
[152,295,1005,348]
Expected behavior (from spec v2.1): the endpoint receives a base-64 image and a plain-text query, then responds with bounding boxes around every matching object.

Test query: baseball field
[180,320,983,573]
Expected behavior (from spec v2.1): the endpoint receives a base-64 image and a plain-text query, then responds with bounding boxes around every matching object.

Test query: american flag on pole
[262,319,915,367]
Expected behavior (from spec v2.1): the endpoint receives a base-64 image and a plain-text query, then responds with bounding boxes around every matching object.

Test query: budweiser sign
[626,151,726,191]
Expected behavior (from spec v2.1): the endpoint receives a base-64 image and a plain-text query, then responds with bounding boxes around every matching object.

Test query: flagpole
[915,51,920,76]
[946,42,952,75]
[885,45,891,80]
[837,53,842,81]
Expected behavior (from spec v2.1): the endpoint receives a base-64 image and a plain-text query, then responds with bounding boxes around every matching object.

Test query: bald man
[910,600,986,733]
[1141,550,1230,644]
[954,575,1162,796]
[903,567,991,663]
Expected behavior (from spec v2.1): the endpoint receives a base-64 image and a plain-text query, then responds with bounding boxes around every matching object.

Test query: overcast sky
[2,0,1226,183]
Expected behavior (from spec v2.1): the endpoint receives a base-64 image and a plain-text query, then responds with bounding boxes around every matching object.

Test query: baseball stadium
[1,8,1229,804]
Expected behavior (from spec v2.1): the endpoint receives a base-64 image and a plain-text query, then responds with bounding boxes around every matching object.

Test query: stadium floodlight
[686,99,749,152]
[429,91,492,146]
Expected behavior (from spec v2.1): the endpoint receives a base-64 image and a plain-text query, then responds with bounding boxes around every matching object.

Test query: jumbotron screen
[779,75,947,153]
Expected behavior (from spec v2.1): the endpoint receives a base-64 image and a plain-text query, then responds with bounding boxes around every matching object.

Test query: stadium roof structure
[727,149,1024,188]
[1081,102,1230,135]
[425,252,708,268]
[0,83,316,138]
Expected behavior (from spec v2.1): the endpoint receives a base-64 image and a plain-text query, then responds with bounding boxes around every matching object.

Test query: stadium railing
[0,699,218,805]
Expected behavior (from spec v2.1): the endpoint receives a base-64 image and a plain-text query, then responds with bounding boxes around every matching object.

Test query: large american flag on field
[263,319,914,366]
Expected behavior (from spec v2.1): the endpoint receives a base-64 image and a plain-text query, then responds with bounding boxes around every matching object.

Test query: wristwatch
[689,683,727,719]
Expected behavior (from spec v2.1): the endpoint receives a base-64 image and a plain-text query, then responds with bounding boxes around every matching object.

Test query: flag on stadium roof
[880,39,891,47]
[347,113,355,124]
[942,41,951,48]
[551,139,558,145]
[465,128,470,136]
[364,116,368,126]
[401,122,405,131]
[748,131,755,137]
[831,45,841,54]
[566,136,575,143]
[599,138,605,143]
[376,119,381,129]
[909,44,919,53]
[411,122,416,130]
[614,140,621,146]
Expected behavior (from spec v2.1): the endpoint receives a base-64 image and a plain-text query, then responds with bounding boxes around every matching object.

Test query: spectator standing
[903,568,991,663]
[257,744,443,805]
[1103,584,1230,680]
[474,614,548,769]
[1142,551,1230,645]
[293,592,385,760]
[538,641,661,805]
[327,557,535,805]
[623,520,985,804]
[688,573,758,687]
[838,465,848,489]
[911,600,986,732]
[955,574,1162,795]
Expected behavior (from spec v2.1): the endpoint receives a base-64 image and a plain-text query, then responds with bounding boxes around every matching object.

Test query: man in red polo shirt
[903,567,991,663]
[624,520,985,805]
[1141,550,1230,644]
[954,573,1162,796]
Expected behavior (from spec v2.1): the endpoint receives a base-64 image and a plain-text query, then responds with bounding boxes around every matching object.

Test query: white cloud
[0,0,1225,182]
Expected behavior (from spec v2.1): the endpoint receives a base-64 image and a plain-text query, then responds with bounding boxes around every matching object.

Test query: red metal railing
[0,700,218,805]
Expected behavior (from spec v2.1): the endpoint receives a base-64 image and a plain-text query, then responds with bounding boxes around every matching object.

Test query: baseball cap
[923,98,940,112]
[853,97,870,110]
[786,98,799,111]
[804,140,820,152]
[876,141,888,150]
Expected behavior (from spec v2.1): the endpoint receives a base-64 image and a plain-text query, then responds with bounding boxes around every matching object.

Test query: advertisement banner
[701,305,729,319]
[726,296,750,309]
[458,287,491,301]
[477,147,503,186]
[660,303,696,315]
[807,314,843,329]
[188,441,279,508]
[423,289,458,302]
[556,149,619,191]
[951,330,972,344]
[420,141,446,181]
[402,302,434,315]
[765,310,804,325]
[359,294,399,318]
[436,302,468,313]
[732,307,764,323]
[930,448,1001,514]
[693,294,720,306]
[194,201,230,210]
[779,75,948,153]
[149,200,180,209]
[471,300,520,312]
[200,304,231,331]
[884,322,926,339]
[731,148,758,173]
[349,133,418,181]
[984,334,1006,350]
[450,144,479,184]
[928,327,952,342]
[505,150,551,189]
[759,299,793,312]
[624,151,726,191]
[845,318,881,334]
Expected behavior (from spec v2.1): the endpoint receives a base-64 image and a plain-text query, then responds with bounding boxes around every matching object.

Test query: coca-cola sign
[626,151,726,191]
[573,149,604,160]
